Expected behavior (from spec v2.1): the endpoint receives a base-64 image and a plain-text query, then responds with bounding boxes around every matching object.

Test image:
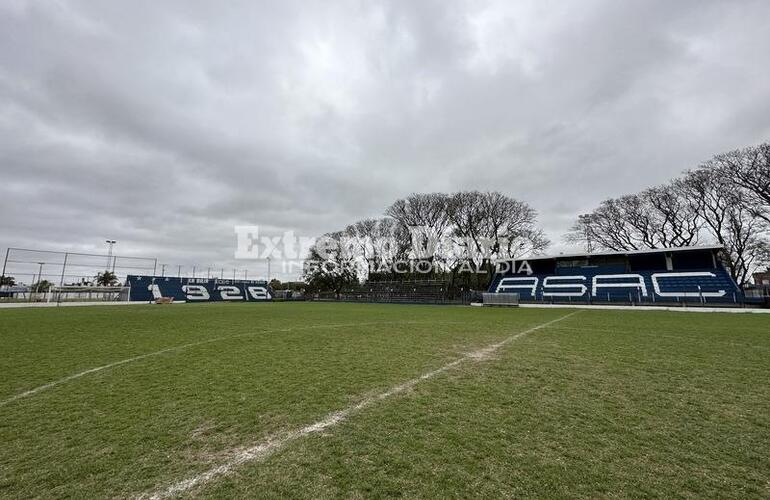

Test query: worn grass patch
[0,303,767,498]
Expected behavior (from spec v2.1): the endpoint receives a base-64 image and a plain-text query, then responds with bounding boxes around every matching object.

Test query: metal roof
[515,245,724,262]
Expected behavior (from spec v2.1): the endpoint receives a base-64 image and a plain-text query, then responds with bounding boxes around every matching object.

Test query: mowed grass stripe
[139,312,580,499]
[195,308,769,499]
[0,304,381,396]
[0,320,458,408]
[3,305,767,498]
[0,304,569,498]
[0,301,502,399]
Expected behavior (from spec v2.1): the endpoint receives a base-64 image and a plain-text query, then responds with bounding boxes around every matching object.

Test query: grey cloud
[1,0,769,281]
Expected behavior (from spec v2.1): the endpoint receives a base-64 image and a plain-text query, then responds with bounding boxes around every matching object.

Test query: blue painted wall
[488,266,742,304]
[127,275,272,302]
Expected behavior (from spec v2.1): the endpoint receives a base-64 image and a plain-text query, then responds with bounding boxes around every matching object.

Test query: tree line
[566,142,769,286]
[302,191,548,295]
[303,141,769,293]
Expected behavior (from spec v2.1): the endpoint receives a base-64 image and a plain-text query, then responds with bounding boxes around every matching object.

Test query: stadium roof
[516,245,724,263]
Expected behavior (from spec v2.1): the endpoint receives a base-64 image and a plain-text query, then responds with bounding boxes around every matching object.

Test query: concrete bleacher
[337,280,450,304]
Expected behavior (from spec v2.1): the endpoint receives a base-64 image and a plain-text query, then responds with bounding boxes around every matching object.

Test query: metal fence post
[0,248,9,287]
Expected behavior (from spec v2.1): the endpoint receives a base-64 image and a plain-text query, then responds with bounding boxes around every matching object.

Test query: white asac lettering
[218,285,243,300]
[542,276,587,297]
[592,274,647,297]
[247,286,271,300]
[147,283,163,300]
[182,284,210,301]
[496,277,538,296]
[651,272,726,298]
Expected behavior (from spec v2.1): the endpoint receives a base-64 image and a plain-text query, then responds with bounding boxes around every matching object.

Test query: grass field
[0,303,768,499]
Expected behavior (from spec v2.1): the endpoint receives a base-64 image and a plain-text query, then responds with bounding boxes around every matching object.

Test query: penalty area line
[138,311,580,500]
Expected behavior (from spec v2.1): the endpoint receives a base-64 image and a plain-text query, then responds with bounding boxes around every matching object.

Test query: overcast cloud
[1,0,769,280]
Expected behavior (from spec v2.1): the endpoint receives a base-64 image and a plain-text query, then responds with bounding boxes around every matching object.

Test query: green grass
[0,303,768,499]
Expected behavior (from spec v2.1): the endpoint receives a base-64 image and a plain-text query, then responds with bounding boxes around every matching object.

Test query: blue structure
[126,275,272,303]
[488,245,744,305]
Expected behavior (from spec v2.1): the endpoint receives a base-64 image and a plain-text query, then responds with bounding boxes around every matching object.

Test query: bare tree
[643,181,701,247]
[711,143,770,225]
[569,161,767,287]
[385,193,452,265]
[446,191,486,264]
[722,198,768,287]
[616,194,660,248]
[448,190,549,265]
[682,168,768,286]
[566,198,641,251]
[344,219,377,263]
[564,214,597,253]
[302,231,359,296]
[308,191,550,290]
[483,192,549,260]
[566,183,702,252]
[344,217,408,277]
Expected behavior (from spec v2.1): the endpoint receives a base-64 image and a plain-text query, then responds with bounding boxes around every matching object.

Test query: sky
[1,0,769,281]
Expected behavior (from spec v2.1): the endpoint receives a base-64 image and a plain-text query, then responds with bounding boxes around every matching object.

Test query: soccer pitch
[1,303,768,498]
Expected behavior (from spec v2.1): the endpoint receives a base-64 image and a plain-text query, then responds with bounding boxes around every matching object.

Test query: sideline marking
[0,320,443,408]
[138,312,579,500]
[548,325,770,350]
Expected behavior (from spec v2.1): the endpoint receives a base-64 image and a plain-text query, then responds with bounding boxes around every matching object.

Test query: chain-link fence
[150,264,267,281]
[0,248,156,302]
[0,247,277,303]
[0,248,157,288]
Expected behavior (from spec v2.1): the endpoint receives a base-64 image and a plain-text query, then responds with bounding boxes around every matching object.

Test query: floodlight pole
[161,264,167,277]
[105,240,116,269]
[267,257,271,282]
[192,266,196,278]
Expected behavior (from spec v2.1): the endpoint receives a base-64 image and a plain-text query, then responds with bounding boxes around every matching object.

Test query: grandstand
[488,245,747,306]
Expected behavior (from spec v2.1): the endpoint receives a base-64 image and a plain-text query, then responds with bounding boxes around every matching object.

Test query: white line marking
[0,320,444,408]
[138,312,579,500]
[547,325,770,350]
[519,303,770,314]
